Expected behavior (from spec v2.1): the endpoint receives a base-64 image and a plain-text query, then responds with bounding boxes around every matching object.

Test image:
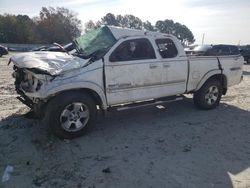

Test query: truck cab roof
[106,25,174,40]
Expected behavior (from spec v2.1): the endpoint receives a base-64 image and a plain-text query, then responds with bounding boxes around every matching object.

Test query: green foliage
[85,13,145,31]
[0,10,195,45]
[0,7,82,44]
[155,20,195,45]
[116,14,143,29]
[85,13,195,44]
[35,7,82,44]
[143,21,156,32]
[101,13,120,26]
[84,20,99,33]
[0,14,35,43]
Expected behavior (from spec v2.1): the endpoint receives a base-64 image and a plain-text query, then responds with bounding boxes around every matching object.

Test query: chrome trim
[230,67,241,71]
[105,59,186,67]
[107,79,186,93]
[188,54,242,60]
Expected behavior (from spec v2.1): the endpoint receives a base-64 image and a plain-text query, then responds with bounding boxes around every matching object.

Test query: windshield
[73,26,117,58]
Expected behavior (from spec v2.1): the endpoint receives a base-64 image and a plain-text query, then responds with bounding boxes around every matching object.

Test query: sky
[0,0,250,45]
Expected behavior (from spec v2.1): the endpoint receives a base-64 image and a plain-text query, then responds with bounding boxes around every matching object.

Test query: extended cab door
[155,38,188,95]
[104,37,164,105]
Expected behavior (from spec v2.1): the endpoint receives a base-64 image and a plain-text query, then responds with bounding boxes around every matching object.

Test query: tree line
[0,7,195,45]
[0,7,82,44]
[85,13,195,45]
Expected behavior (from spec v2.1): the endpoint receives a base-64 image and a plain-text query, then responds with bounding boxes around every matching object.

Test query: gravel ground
[0,53,250,188]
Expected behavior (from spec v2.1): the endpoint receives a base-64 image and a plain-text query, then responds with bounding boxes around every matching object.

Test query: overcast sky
[0,0,250,45]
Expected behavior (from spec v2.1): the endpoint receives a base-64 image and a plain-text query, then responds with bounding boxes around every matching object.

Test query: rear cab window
[109,38,156,62]
[155,38,178,58]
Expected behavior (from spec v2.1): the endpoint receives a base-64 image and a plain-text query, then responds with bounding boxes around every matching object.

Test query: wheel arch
[196,71,228,95]
[45,82,108,109]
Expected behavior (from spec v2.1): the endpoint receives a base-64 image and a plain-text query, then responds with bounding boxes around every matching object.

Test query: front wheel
[45,91,97,139]
[193,79,222,110]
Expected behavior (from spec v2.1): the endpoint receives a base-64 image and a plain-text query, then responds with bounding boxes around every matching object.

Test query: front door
[155,38,188,96]
[104,37,164,105]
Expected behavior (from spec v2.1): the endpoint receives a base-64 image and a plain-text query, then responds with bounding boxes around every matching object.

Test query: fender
[46,81,108,109]
[195,69,227,91]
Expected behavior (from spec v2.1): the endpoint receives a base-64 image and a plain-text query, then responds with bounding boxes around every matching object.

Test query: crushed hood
[10,51,90,75]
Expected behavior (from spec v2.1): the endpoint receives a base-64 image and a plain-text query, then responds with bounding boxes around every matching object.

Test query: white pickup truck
[9,26,244,138]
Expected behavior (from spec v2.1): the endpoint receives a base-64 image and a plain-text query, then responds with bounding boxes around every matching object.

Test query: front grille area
[13,65,25,93]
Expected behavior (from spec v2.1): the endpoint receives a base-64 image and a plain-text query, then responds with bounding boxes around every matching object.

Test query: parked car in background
[186,45,212,56]
[205,44,241,56]
[186,44,241,56]
[0,45,8,57]
[241,45,250,64]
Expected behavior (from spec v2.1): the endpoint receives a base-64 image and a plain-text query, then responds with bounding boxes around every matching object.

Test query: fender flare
[46,81,108,109]
[195,69,227,91]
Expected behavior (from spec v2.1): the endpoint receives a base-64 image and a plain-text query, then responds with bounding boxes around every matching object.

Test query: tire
[45,91,97,139]
[193,79,222,110]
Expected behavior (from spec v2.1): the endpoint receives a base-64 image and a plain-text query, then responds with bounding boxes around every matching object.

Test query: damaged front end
[8,26,116,119]
[12,65,54,118]
[9,51,91,118]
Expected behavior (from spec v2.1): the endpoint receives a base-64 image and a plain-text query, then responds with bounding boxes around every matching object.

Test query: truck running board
[113,96,184,111]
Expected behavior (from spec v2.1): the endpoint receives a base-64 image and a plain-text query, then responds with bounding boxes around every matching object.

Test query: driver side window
[109,38,156,62]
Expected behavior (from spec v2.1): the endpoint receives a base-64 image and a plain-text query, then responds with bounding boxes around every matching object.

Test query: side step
[112,95,184,111]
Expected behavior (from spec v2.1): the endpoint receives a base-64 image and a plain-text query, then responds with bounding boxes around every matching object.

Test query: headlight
[19,70,45,92]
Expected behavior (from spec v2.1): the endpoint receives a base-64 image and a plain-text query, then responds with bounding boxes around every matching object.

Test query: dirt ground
[0,53,250,188]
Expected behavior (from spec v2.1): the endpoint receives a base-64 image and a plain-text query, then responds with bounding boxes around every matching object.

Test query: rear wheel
[193,79,222,110]
[45,91,97,139]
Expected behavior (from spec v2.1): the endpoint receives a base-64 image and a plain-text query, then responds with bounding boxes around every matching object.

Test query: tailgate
[219,55,244,87]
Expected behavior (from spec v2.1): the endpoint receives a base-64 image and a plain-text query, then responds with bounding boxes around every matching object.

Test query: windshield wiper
[89,47,111,62]
[80,49,107,68]
[75,52,91,59]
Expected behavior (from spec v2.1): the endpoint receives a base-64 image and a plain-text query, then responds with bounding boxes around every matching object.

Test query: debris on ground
[102,167,111,173]
[1,54,250,187]
[2,165,14,183]
[183,144,192,152]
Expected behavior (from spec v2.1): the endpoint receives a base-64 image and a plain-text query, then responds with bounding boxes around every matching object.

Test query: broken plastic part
[2,165,14,183]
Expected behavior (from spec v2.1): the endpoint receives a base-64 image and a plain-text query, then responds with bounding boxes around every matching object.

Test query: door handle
[149,64,158,69]
[163,64,170,68]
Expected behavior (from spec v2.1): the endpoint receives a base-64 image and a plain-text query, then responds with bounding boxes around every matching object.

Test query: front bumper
[16,90,46,119]
[16,90,34,108]
[13,66,48,118]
